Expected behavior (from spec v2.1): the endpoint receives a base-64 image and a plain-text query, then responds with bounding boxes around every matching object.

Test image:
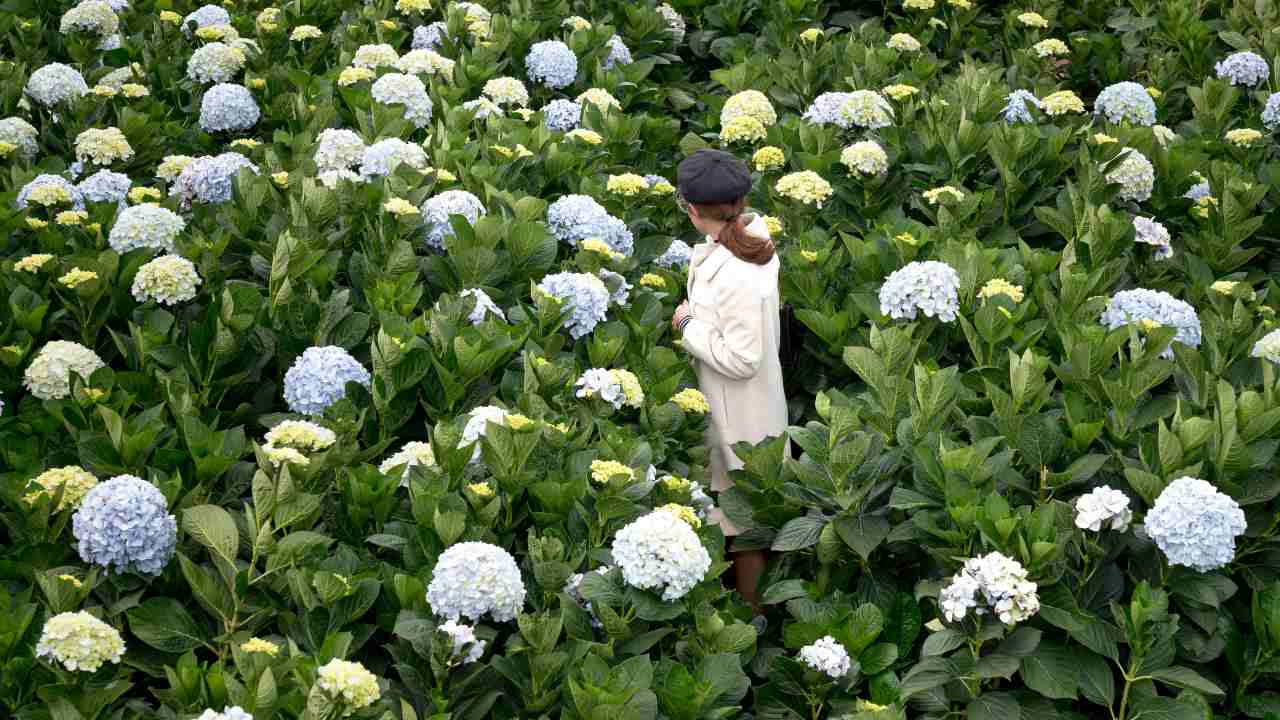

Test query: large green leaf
[127,598,205,653]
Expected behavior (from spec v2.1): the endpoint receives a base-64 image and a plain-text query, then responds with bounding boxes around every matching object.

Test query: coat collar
[689,214,769,283]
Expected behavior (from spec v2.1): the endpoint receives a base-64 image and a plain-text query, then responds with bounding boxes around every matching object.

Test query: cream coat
[681,214,788,536]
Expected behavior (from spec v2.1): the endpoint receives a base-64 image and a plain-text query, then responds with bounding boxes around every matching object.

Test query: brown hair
[690,196,775,265]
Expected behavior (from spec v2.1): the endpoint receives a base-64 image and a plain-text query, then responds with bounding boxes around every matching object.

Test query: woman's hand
[671,301,692,331]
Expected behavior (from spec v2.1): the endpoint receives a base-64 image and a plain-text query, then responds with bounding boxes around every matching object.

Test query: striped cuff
[676,315,694,334]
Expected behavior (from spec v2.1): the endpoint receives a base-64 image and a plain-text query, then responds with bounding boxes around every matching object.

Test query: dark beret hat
[677,149,752,204]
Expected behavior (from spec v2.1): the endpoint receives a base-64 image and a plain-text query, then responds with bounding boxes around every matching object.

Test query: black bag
[779,302,803,373]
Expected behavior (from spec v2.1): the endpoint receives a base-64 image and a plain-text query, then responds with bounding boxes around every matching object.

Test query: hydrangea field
[4,0,1280,719]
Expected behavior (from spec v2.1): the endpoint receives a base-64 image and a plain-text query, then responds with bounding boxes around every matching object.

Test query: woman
[670,149,788,611]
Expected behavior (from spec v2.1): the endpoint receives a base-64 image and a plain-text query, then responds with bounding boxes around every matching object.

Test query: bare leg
[731,549,767,614]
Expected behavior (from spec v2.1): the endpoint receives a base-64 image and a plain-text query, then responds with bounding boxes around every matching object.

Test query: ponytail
[695,197,775,265]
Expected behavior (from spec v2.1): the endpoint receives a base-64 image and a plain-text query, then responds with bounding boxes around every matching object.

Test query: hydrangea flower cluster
[775,171,834,207]
[316,659,381,716]
[1251,329,1280,365]
[1099,288,1201,358]
[24,340,106,400]
[658,4,686,43]
[72,475,178,575]
[939,552,1040,624]
[17,174,85,211]
[264,420,337,454]
[543,98,583,131]
[315,128,366,172]
[720,116,767,144]
[283,346,371,416]
[1074,486,1132,532]
[612,509,711,601]
[187,42,247,84]
[438,619,486,663]
[536,272,611,338]
[422,190,486,251]
[526,40,578,89]
[200,84,261,132]
[460,405,509,457]
[371,73,433,128]
[183,5,231,34]
[412,21,449,50]
[109,204,185,254]
[0,117,39,159]
[603,35,633,70]
[655,239,693,269]
[75,127,133,166]
[887,33,921,51]
[1003,91,1039,124]
[60,1,119,37]
[577,88,621,112]
[378,440,436,482]
[878,261,961,322]
[25,465,99,510]
[398,49,455,76]
[1040,90,1085,116]
[840,141,889,176]
[461,288,505,324]
[671,388,711,414]
[426,541,527,621]
[36,612,125,672]
[132,255,202,305]
[721,90,778,128]
[1263,93,1280,131]
[352,43,400,69]
[1214,51,1269,87]
[79,170,132,204]
[837,90,895,129]
[598,268,631,306]
[1145,477,1246,571]
[195,708,253,720]
[1094,81,1157,126]
[359,138,428,178]
[575,368,645,409]
[1105,148,1155,203]
[25,63,89,106]
[482,77,529,106]
[1132,216,1172,260]
[801,92,858,127]
[798,636,852,678]
[546,195,634,256]
[171,153,259,209]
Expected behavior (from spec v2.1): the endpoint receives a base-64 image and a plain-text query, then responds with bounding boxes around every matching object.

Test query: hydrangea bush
[2,2,1280,719]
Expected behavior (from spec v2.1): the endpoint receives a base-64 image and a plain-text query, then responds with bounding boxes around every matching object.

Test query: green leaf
[834,514,891,561]
[771,516,825,552]
[1019,642,1078,700]
[967,692,1019,720]
[922,628,965,656]
[127,598,205,653]
[1076,648,1115,707]
[761,579,808,605]
[182,504,240,566]
[1127,694,1205,720]
[1149,666,1224,697]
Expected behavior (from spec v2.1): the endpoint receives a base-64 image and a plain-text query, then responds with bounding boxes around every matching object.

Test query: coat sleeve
[681,281,764,380]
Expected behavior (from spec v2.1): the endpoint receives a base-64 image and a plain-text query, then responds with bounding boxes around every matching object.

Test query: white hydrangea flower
[798,636,852,678]
[131,255,202,305]
[460,288,505,325]
[0,117,39,159]
[314,128,366,172]
[879,261,961,322]
[460,405,509,460]
[370,73,433,128]
[195,707,253,720]
[316,659,380,715]
[939,552,1040,625]
[60,1,119,37]
[840,141,889,176]
[359,138,429,178]
[720,89,777,128]
[612,510,711,601]
[1094,81,1157,126]
[1215,51,1269,87]
[264,420,336,452]
[1099,288,1201,358]
[657,3,685,43]
[25,63,89,106]
[483,77,530,106]
[426,541,526,622]
[396,49,455,76]
[199,83,260,133]
[1132,216,1172,260]
[837,90,895,129]
[438,619,485,663]
[352,43,400,69]
[1074,486,1132,532]
[1251,329,1280,365]
[187,42,247,84]
[109,204,185,254]
[1105,148,1155,203]
[24,341,106,400]
[378,440,436,484]
[36,612,125,672]
[1145,477,1246,572]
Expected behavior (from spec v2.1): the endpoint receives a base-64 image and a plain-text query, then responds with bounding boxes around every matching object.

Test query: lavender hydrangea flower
[655,239,693,269]
[1262,92,1280,131]
[543,99,582,131]
[422,190,486,251]
[1145,476,1246,571]
[603,35,632,70]
[598,268,631,306]
[78,170,131,204]
[412,22,449,50]
[72,475,177,575]
[283,346,372,416]
[25,63,89,106]
[536,272,610,338]
[1132,217,1172,260]
[1214,51,1269,87]
[526,40,578,89]
[546,195,634,256]
[879,261,961,322]
[1002,90,1041,124]
[17,174,85,210]
[1094,81,1156,126]
[171,153,259,208]
[183,5,231,35]
[801,92,857,128]
[199,84,260,132]
[1099,288,1201,358]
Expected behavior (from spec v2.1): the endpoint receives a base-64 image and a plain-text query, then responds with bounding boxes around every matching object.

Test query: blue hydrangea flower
[283,346,372,416]
[526,40,578,89]
[422,190,486,251]
[1214,51,1269,87]
[183,4,231,35]
[654,239,693,269]
[1145,476,1246,572]
[1184,178,1211,201]
[25,63,89,107]
[78,170,131,204]
[199,83,260,133]
[1099,288,1201,358]
[1094,81,1156,126]
[1132,216,1172,260]
[536,272,610,338]
[412,22,448,50]
[16,174,86,210]
[801,92,857,128]
[1002,90,1041,124]
[546,195,634,256]
[879,261,961,322]
[603,35,632,70]
[0,117,39,159]
[171,153,259,209]
[460,288,504,325]
[598,269,631,306]
[543,98,582,131]
[72,475,177,576]
[1262,92,1280,131]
